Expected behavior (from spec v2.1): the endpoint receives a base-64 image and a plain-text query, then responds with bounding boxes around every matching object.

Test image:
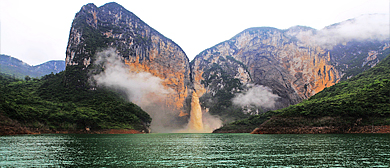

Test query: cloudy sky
[0,0,389,65]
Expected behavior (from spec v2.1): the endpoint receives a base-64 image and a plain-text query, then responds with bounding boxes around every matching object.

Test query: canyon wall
[66,3,389,126]
[191,27,341,119]
[191,24,389,121]
[65,3,192,118]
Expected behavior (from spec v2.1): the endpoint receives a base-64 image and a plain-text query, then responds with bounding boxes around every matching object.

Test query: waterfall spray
[188,91,204,131]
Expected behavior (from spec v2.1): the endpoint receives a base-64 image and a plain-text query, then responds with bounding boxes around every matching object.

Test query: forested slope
[0,72,151,135]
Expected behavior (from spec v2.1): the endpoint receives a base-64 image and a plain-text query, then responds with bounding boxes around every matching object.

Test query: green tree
[24,76,31,81]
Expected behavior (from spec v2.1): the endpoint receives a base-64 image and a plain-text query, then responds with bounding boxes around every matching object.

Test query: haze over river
[1,133,389,167]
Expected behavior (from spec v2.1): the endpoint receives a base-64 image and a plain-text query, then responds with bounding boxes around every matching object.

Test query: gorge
[64,2,389,132]
[1,2,388,135]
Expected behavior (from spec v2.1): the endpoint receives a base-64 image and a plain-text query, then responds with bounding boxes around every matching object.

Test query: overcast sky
[0,0,389,65]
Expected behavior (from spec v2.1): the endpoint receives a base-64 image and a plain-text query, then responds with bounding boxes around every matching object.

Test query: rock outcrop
[65,2,192,116]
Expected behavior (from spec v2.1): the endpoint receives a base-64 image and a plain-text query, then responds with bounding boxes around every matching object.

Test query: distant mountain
[0,54,65,79]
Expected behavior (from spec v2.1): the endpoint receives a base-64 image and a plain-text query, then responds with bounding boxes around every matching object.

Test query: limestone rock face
[191,25,389,115]
[191,27,335,111]
[65,2,191,114]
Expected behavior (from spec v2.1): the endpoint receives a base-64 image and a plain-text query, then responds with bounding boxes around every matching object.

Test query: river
[1,133,389,167]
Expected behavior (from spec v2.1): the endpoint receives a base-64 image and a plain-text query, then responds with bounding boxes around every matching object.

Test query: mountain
[214,54,390,133]
[1,3,388,134]
[192,15,389,123]
[65,2,193,131]
[0,54,65,78]
[65,3,389,130]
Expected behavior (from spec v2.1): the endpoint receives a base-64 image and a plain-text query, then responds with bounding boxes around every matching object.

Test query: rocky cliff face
[65,3,192,117]
[191,24,389,119]
[191,27,339,114]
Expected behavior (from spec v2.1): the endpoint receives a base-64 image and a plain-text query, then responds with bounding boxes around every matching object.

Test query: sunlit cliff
[191,25,389,122]
[65,2,191,119]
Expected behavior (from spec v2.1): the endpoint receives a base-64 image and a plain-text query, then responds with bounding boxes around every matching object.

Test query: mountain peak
[243,27,280,33]
[81,3,98,11]
[286,25,316,32]
[98,2,136,19]
[101,2,124,9]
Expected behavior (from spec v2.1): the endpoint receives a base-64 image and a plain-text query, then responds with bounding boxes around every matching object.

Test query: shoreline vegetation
[0,113,145,136]
[211,125,390,134]
[251,125,390,134]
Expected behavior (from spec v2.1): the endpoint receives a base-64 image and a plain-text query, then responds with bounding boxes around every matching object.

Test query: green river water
[1,133,389,167]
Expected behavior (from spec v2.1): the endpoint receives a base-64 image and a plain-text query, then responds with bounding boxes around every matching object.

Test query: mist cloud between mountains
[293,14,389,49]
[232,85,280,109]
[92,48,182,132]
[92,48,222,133]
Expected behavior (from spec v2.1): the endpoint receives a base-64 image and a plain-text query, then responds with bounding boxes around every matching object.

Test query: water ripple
[1,133,390,167]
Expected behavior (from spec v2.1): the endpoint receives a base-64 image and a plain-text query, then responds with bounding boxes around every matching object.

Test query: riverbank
[0,126,145,136]
[212,128,253,133]
[0,113,147,136]
[1,125,145,136]
[251,125,390,134]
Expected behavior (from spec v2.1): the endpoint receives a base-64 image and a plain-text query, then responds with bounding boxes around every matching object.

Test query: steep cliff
[191,27,340,119]
[192,23,389,121]
[65,2,192,122]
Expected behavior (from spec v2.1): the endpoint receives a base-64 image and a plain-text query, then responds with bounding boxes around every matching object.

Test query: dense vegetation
[215,55,390,132]
[0,71,151,132]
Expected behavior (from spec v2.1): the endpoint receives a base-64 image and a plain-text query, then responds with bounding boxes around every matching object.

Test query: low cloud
[92,48,224,133]
[232,85,279,109]
[92,48,180,132]
[93,48,172,107]
[294,14,390,49]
